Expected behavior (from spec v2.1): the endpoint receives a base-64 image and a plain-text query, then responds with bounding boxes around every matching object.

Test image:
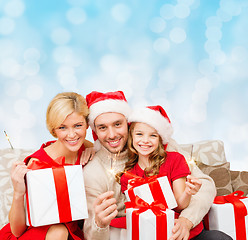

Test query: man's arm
[83,161,117,240]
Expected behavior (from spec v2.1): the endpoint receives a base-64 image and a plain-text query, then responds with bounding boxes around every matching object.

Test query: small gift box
[124,174,177,209]
[25,163,88,227]
[207,191,248,240]
[126,196,175,240]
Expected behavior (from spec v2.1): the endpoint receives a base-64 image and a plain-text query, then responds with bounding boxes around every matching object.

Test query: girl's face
[132,122,159,158]
[54,112,88,152]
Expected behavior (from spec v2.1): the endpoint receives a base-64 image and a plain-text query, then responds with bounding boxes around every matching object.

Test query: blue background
[0,0,247,170]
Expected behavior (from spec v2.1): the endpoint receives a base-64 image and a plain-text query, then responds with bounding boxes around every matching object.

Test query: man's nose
[108,127,116,139]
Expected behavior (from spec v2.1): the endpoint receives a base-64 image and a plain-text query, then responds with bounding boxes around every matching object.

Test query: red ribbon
[26,157,73,226]
[214,191,247,240]
[125,172,168,208]
[126,196,169,240]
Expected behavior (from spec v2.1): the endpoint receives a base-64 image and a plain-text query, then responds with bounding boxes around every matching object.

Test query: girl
[0,92,94,240]
[117,105,203,239]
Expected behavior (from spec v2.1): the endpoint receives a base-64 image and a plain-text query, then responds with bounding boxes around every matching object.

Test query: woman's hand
[11,161,30,197]
[80,147,95,165]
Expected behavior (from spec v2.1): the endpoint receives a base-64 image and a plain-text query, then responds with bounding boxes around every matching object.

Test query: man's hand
[94,191,118,228]
[169,217,193,240]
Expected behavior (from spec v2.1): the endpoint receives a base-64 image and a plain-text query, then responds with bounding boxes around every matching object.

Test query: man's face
[94,112,128,153]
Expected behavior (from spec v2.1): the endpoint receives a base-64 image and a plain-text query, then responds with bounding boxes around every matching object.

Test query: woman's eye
[59,126,65,130]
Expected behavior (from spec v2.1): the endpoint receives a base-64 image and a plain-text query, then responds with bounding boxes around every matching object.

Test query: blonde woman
[0,92,94,240]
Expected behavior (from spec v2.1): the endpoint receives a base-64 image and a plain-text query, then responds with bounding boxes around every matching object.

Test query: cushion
[0,148,34,229]
[230,170,248,197]
[197,162,233,196]
[180,140,227,166]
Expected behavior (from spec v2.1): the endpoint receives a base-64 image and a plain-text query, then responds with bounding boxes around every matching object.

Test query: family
[0,91,232,240]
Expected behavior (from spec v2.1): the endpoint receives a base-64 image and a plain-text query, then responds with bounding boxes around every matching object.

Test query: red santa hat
[128,105,173,145]
[86,91,131,148]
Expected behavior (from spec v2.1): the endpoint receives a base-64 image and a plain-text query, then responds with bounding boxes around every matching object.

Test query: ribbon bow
[214,191,247,240]
[126,196,169,240]
[125,172,169,208]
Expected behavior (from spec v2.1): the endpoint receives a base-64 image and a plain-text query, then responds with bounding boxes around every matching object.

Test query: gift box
[208,191,248,240]
[25,165,88,227]
[126,196,175,240]
[125,175,177,210]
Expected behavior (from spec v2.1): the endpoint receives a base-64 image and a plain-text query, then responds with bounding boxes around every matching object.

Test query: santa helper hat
[128,105,173,148]
[86,91,131,150]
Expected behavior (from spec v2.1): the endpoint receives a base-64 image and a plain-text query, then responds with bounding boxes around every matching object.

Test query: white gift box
[125,176,177,209]
[126,207,175,240]
[208,198,248,240]
[25,165,88,227]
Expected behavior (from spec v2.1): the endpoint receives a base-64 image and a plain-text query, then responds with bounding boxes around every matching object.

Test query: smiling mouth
[66,138,80,145]
[138,144,152,150]
[108,139,121,147]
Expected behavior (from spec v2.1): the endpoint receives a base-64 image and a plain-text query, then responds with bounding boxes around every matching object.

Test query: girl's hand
[185,175,202,195]
[80,147,95,165]
[11,161,30,197]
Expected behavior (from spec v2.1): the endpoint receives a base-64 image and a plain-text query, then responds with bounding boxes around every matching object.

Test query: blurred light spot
[67,0,87,6]
[228,124,248,143]
[58,74,78,89]
[0,58,21,77]
[116,72,135,85]
[24,48,41,61]
[24,61,40,75]
[195,78,213,92]
[20,113,36,129]
[100,55,121,73]
[169,27,186,43]
[217,9,232,22]
[0,17,15,35]
[149,17,166,33]
[158,68,176,91]
[66,7,87,25]
[231,46,247,62]
[111,4,131,23]
[26,84,43,100]
[51,27,71,45]
[58,65,75,77]
[205,27,222,41]
[153,38,170,54]
[14,99,30,115]
[206,16,222,28]
[177,0,195,5]
[4,81,21,97]
[53,46,74,64]
[204,40,221,54]
[174,4,190,19]
[220,0,241,17]
[189,103,207,123]
[160,4,175,20]
[4,0,25,18]
[198,59,215,75]
[209,50,226,65]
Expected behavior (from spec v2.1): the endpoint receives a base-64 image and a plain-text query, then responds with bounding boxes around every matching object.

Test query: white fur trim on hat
[128,108,173,145]
[88,99,131,130]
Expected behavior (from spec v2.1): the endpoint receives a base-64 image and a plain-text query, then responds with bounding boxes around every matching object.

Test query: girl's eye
[75,124,83,128]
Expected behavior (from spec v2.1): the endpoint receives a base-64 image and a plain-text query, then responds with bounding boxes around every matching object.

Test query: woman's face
[54,112,88,152]
[132,122,159,158]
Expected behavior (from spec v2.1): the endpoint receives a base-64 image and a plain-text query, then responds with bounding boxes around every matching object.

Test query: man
[83,91,232,240]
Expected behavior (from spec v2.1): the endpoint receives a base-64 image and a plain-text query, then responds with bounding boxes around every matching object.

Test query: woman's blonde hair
[46,92,89,138]
[116,122,166,182]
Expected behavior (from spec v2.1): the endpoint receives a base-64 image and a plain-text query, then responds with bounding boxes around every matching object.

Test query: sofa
[1,140,248,230]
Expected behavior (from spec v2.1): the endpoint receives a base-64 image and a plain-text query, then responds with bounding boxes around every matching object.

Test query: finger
[94,191,115,206]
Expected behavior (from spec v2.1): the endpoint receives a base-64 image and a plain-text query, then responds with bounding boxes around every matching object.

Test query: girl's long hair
[116,122,167,183]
